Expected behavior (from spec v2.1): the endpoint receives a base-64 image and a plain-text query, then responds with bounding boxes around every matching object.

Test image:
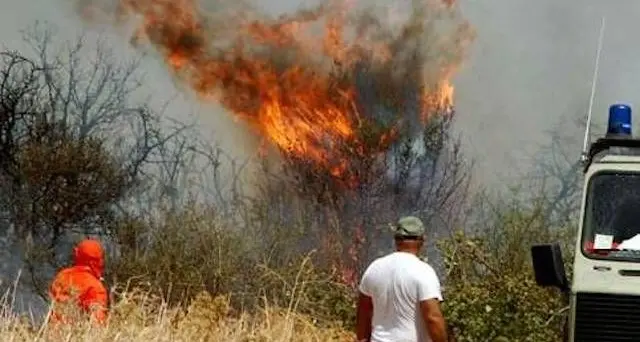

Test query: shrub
[438,202,575,341]
[108,202,356,329]
[108,204,255,306]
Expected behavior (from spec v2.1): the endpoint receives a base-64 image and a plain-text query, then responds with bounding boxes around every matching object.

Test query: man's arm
[417,266,447,342]
[420,298,448,342]
[356,292,373,342]
[83,284,108,325]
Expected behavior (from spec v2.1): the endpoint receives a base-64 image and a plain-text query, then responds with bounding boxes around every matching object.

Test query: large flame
[79,0,472,185]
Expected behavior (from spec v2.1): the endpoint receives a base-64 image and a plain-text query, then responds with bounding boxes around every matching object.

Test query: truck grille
[575,292,640,341]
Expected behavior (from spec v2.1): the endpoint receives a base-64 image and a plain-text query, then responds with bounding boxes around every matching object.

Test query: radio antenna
[581,16,606,164]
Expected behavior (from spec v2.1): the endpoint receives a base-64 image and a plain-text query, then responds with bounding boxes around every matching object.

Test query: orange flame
[85,0,472,184]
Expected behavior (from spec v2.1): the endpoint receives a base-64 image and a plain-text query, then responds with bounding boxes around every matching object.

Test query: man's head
[392,216,425,254]
[73,239,105,278]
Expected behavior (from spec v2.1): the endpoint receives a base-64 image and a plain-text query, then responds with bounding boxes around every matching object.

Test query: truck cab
[532,104,640,341]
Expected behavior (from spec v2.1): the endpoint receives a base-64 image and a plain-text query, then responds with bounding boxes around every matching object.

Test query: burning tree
[78,0,474,284]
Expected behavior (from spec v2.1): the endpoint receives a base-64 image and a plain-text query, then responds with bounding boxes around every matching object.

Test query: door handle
[593,265,611,271]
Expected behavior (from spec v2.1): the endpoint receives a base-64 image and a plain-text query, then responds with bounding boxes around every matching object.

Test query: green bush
[108,205,254,305]
[438,202,575,342]
[107,202,356,328]
[108,193,580,340]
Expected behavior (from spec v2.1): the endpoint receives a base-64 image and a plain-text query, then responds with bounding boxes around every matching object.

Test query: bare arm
[420,298,448,342]
[356,292,373,342]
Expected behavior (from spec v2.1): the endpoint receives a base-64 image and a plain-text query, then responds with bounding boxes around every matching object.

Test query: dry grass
[0,288,354,342]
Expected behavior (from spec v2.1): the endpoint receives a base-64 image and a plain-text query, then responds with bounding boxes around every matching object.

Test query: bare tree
[0,23,200,296]
[248,107,471,287]
[528,114,587,227]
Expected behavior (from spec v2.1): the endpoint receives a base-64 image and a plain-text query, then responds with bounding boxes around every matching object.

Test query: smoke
[453,0,640,188]
[71,0,473,186]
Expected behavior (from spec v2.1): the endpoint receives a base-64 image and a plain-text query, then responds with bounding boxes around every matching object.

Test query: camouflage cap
[392,216,425,238]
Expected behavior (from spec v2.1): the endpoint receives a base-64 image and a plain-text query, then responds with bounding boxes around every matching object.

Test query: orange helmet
[73,239,105,278]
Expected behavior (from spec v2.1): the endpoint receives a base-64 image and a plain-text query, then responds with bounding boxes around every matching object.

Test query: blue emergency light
[607,104,632,137]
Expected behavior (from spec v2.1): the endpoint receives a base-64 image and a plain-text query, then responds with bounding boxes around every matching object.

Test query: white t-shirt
[358,251,443,342]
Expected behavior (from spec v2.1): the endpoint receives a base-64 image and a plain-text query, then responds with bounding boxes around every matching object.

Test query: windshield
[582,171,640,261]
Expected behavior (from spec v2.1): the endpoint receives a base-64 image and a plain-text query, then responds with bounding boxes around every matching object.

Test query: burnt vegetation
[0,22,579,341]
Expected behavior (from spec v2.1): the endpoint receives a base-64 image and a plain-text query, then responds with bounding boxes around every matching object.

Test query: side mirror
[531,243,569,292]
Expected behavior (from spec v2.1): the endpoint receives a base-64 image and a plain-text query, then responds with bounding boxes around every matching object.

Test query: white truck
[532,103,640,341]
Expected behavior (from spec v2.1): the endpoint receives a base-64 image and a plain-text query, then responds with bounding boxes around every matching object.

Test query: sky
[1,0,639,191]
[454,0,640,187]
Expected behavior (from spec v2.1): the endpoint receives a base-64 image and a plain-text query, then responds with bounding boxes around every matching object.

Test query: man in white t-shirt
[356,216,448,342]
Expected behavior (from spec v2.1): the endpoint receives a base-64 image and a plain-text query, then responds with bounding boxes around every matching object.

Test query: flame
[83,0,472,186]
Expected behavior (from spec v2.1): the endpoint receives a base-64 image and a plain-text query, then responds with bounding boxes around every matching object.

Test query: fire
[81,0,472,185]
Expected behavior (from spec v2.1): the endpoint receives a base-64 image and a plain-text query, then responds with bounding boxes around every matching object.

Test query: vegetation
[0,289,354,341]
[440,199,575,341]
[0,23,581,341]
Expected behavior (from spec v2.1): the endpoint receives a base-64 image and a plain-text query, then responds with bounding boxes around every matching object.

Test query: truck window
[582,171,640,260]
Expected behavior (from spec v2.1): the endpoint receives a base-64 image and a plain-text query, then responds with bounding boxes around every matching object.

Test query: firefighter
[49,238,108,325]
[356,216,448,342]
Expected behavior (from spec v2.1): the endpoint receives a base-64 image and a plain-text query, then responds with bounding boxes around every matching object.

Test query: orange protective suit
[49,239,108,324]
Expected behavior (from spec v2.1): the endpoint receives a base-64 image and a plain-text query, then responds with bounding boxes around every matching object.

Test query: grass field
[0,288,354,342]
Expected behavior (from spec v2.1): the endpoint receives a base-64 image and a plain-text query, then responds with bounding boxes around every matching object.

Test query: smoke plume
[74,0,473,185]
